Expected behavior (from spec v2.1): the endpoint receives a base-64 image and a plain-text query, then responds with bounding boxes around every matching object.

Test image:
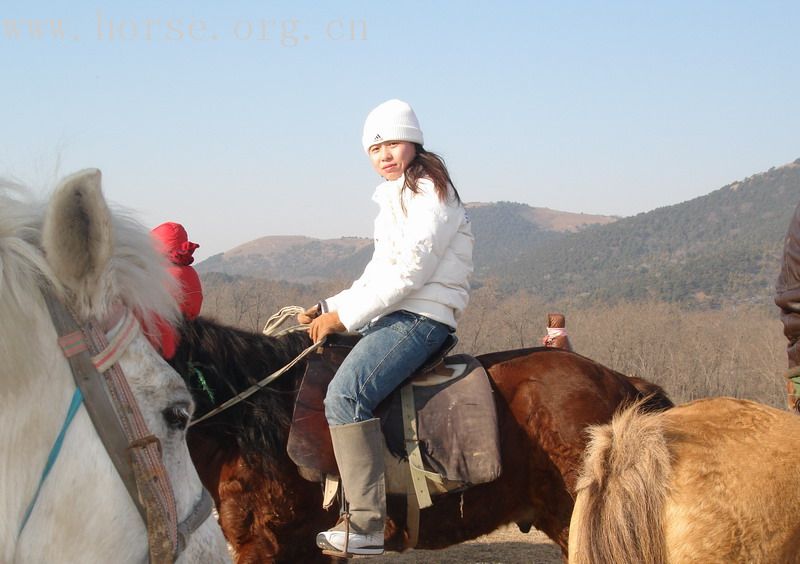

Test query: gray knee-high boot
[316,418,386,555]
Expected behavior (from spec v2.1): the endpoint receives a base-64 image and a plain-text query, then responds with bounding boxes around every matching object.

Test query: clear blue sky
[2,1,799,259]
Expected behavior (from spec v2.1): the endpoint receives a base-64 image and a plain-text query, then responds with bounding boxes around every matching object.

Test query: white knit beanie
[361,99,424,153]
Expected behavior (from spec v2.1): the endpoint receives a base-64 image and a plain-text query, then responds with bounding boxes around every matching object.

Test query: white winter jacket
[324,175,473,331]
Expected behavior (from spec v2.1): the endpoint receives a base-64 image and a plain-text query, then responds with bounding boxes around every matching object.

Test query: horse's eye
[163,404,191,431]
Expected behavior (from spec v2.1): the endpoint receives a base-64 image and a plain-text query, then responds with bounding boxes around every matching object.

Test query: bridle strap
[41,292,184,563]
[176,488,214,553]
[85,320,180,562]
[87,307,212,555]
[43,293,149,524]
[90,309,139,372]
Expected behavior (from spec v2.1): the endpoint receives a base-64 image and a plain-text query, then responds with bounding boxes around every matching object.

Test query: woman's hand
[309,312,346,343]
[297,304,320,325]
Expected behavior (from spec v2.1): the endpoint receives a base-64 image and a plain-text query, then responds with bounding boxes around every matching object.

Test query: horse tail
[569,402,671,564]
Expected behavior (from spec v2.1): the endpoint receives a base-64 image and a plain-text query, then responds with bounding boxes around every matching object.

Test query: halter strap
[91,309,139,372]
[44,297,150,524]
[56,308,138,369]
[84,316,181,562]
[33,291,212,563]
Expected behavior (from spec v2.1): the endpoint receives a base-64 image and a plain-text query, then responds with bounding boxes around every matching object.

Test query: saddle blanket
[287,342,502,492]
[379,354,502,490]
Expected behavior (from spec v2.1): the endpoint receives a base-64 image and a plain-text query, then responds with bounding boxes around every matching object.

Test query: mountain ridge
[197,203,617,283]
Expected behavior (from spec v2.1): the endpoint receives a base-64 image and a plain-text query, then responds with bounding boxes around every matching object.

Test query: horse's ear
[42,169,113,312]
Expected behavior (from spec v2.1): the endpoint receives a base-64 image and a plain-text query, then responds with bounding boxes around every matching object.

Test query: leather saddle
[286,333,502,497]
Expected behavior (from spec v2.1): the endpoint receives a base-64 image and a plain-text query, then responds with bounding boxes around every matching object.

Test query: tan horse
[569,397,800,564]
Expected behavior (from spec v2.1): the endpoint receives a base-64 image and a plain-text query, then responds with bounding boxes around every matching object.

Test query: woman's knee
[324,378,357,425]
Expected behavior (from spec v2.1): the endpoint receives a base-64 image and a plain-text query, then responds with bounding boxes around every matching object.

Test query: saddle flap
[382,354,502,486]
[286,338,358,476]
[285,355,336,476]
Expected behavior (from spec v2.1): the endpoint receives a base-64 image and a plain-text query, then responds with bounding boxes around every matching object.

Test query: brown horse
[569,397,800,564]
[170,316,672,563]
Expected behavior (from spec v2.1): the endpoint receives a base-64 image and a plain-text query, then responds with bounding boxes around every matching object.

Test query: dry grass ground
[367,526,561,564]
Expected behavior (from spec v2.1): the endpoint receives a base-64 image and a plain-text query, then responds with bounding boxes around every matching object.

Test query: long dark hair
[402,144,461,210]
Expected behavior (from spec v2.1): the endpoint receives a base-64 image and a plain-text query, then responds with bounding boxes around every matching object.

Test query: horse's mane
[170,316,312,473]
[624,375,674,412]
[0,181,177,333]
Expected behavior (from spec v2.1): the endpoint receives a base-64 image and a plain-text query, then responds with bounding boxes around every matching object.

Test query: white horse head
[0,170,230,563]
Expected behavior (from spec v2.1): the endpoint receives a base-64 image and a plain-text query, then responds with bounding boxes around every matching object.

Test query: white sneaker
[316,529,384,555]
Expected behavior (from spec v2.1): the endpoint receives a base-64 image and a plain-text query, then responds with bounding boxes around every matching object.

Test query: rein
[189,306,321,427]
[26,290,212,563]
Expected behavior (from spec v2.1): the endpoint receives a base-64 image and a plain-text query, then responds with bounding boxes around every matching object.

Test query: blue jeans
[324,310,452,426]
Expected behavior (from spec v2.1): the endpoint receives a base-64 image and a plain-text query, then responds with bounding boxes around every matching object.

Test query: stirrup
[318,512,384,557]
[320,513,354,558]
[322,487,353,557]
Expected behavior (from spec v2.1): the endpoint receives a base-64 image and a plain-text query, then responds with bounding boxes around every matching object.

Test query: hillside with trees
[504,158,800,306]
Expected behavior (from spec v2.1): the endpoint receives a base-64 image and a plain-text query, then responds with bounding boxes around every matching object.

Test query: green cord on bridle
[188,362,215,404]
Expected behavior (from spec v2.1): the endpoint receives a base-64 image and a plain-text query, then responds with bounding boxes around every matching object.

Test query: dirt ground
[364,526,562,564]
